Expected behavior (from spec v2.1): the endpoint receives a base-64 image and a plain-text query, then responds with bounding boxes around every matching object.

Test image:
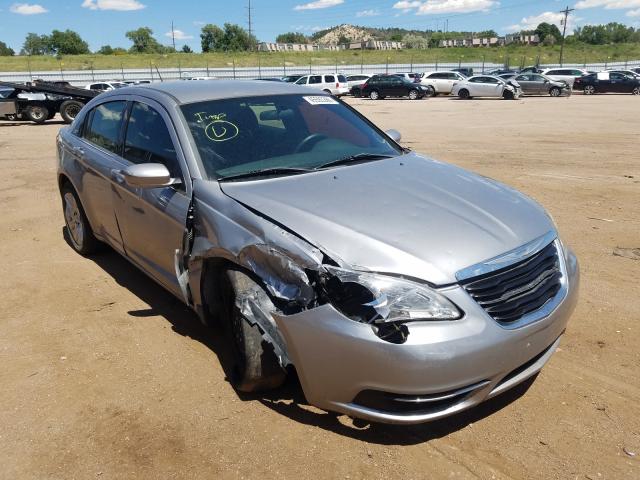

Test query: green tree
[0,41,15,56]
[181,44,193,53]
[542,34,556,46]
[402,33,428,49]
[97,45,114,55]
[390,33,403,41]
[21,33,52,55]
[477,30,498,38]
[535,23,562,43]
[126,27,163,53]
[276,32,307,44]
[200,24,225,52]
[49,29,90,55]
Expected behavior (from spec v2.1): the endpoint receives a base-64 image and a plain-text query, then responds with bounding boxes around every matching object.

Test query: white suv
[421,71,467,95]
[294,73,349,96]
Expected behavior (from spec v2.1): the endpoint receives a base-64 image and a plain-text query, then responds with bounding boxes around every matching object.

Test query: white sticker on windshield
[303,95,339,105]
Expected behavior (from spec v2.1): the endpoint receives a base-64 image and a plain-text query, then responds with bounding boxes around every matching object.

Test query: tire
[503,89,514,100]
[61,184,99,255]
[369,90,379,100]
[220,269,286,393]
[584,85,595,95]
[408,89,419,100]
[352,89,361,98]
[24,104,49,124]
[458,89,470,100]
[632,86,640,95]
[323,89,332,95]
[425,86,436,97]
[549,87,561,97]
[60,100,83,124]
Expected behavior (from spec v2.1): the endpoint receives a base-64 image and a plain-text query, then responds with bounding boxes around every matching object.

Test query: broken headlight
[324,266,461,324]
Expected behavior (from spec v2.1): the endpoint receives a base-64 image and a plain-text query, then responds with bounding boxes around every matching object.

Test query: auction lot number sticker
[303,96,339,105]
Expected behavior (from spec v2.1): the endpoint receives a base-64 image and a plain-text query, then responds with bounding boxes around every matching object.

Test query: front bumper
[273,246,579,424]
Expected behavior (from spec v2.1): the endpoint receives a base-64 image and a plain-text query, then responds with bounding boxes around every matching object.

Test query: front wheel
[458,89,470,100]
[408,89,419,100]
[503,89,514,100]
[632,86,640,95]
[549,87,561,97]
[584,85,595,95]
[61,184,99,255]
[24,104,49,124]
[369,90,379,100]
[219,269,286,393]
[424,86,436,97]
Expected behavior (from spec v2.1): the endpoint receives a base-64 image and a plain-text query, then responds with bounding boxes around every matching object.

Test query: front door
[111,99,191,297]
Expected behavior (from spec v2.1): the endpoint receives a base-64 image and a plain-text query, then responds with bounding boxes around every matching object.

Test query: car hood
[219,153,554,285]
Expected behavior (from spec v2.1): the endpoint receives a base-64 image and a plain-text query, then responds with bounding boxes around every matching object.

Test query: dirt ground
[1,93,638,480]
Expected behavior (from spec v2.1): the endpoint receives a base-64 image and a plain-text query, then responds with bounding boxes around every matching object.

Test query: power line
[559,5,574,66]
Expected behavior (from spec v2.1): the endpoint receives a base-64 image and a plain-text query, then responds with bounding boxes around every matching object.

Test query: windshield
[181,94,402,180]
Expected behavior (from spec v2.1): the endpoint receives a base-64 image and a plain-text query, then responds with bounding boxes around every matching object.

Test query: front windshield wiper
[315,153,396,170]
[218,167,314,182]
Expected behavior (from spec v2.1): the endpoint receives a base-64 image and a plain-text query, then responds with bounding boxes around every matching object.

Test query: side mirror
[122,163,172,188]
[385,129,402,143]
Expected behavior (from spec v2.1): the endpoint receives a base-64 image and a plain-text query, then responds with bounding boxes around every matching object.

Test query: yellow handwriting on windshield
[194,112,239,142]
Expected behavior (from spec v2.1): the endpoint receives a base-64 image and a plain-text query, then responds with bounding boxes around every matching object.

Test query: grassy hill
[1,43,639,73]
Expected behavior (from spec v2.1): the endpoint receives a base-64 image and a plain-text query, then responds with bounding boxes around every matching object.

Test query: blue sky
[1,0,639,52]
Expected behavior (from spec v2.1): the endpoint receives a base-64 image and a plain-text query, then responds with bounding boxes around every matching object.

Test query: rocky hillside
[313,24,374,45]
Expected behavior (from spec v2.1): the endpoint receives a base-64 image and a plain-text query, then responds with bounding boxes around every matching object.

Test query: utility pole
[246,0,254,50]
[171,21,176,51]
[559,5,574,66]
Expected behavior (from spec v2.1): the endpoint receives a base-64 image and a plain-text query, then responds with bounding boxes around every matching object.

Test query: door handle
[111,169,125,184]
[72,146,85,158]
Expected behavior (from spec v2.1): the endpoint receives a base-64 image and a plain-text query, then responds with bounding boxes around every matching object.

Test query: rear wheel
[549,87,561,97]
[408,89,419,100]
[323,89,332,95]
[458,89,470,100]
[24,104,49,124]
[219,269,286,393]
[61,184,99,255]
[369,90,380,100]
[60,100,83,124]
[584,85,595,95]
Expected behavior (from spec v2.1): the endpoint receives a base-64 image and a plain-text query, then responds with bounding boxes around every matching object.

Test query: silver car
[57,81,579,424]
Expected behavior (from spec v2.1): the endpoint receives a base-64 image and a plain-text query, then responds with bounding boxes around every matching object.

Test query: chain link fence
[1,59,639,85]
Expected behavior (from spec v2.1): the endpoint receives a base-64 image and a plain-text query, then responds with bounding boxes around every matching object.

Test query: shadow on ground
[69,231,536,446]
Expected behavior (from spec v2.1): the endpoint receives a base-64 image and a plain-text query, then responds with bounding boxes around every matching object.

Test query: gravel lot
[0,93,638,479]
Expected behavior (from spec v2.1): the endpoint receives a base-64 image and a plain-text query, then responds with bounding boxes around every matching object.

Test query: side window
[515,75,528,81]
[83,101,127,154]
[610,72,624,80]
[123,102,181,180]
[446,73,458,80]
[309,76,322,84]
[324,75,335,83]
[572,70,583,76]
[337,74,346,83]
[485,77,499,84]
[431,73,445,79]
[546,70,559,76]
[294,77,307,85]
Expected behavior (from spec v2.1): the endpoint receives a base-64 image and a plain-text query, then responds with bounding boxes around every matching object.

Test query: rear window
[338,75,347,83]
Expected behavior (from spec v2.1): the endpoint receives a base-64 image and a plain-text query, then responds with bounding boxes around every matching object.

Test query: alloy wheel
[584,85,595,95]
[64,192,84,249]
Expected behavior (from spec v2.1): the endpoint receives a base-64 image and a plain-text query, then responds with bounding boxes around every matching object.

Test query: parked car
[85,81,127,92]
[452,67,473,77]
[520,66,544,74]
[420,71,467,95]
[346,74,372,89]
[57,80,578,424]
[452,75,522,99]
[486,68,519,76]
[257,78,284,82]
[540,68,590,88]
[294,73,349,96]
[606,69,640,79]
[281,74,304,83]
[574,71,640,95]
[393,72,421,83]
[361,75,431,100]
[631,67,640,75]
[508,73,571,97]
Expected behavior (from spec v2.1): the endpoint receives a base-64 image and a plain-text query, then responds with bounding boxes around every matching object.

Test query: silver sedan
[57,81,579,424]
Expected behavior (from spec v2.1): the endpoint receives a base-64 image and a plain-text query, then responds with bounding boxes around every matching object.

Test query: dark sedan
[361,75,431,100]
[574,72,640,95]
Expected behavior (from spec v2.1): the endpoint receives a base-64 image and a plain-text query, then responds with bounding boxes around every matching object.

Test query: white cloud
[9,3,48,14]
[575,0,640,9]
[165,29,193,40]
[193,20,206,26]
[628,7,640,15]
[506,11,579,32]
[356,9,381,17]
[294,0,343,11]
[82,0,146,11]
[293,25,329,32]
[393,0,497,15]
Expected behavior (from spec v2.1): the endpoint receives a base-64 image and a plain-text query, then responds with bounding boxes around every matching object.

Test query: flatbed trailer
[0,80,99,124]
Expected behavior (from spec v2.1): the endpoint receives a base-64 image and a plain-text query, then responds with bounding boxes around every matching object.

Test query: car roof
[121,79,325,104]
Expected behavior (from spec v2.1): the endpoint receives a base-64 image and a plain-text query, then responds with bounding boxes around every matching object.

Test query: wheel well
[58,174,73,194]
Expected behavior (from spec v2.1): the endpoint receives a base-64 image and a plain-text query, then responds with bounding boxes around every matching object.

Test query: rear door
[514,74,535,94]
[77,100,128,253]
[111,99,191,296]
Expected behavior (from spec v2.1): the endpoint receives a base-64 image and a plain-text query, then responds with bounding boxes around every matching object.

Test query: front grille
[461,242,562,324]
